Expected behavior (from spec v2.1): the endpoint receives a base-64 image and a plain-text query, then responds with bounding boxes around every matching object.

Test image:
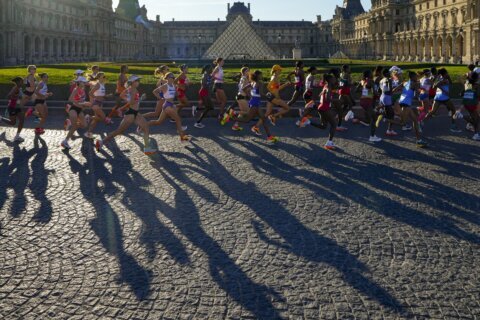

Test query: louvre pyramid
[203,16,277,60]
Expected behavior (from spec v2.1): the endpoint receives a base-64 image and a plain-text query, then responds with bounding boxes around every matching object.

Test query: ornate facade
[0,0,478,66]
[324,0,479,63]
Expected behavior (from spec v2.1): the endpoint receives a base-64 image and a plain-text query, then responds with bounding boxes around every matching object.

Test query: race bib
[362,88,369,96]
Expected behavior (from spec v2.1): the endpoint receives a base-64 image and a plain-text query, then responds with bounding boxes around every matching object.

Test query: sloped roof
[203,15,277,60]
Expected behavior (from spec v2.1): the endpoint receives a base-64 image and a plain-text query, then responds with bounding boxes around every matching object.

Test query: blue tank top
[434,80,450,101]
[399,81,414,106]
[249,85,261,107]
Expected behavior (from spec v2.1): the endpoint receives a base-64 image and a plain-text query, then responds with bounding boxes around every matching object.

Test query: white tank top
[164,84,176,99]
[238,76,248,95]
[214,67,224,84]
[420,78,431,91]
[305,75,314,91]
[38,83,48,96]
[94,83,106,97]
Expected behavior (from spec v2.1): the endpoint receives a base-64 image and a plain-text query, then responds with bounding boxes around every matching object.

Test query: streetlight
[363,31,368,60]
[459,27,464,64]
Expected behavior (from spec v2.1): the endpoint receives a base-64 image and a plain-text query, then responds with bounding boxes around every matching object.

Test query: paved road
[1,114,479,319]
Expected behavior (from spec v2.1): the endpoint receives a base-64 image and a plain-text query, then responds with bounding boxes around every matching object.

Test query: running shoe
[266,136,279,144]
[194,122,205,129]
[295,120,301,127]
[416,139,428,148]
[136,126,142,135]
[95,139,103,152]
[180,135,191,142]
[192,105,198,117]
[220,112,230,126]
[466,123,475,132]
[375,115,383,128]
[61,140,71,149]
[268,115,276,126]
[105,117,114,125]
[336,126,348,132]
[144,147,157,155]
[359,121,370,127]
[344,110,355,122]
[402,124,412,131]
[232,124,243,131]
[472,133,480,141]
[65,104,71,113]
[84,132,94,139]
[385,130,398,136]
[251,126,262,136]
[228,108,236,119]
[300,117,311,128]
[324,140,336,150]
[369,135,382,142]
[169,119,176,123]
[298,108,304,117]
[450,124,462,133]
[64,119,72,131]
[25,107,34,118]
[182,125,188,131]
[13,135,24,143]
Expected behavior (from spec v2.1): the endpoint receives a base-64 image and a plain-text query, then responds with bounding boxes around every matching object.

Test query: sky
[111,0,372,22]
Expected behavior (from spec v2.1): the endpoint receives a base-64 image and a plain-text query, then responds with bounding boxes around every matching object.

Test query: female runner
[311,74,337,150]
[359,70,381,142]
[106,65,129,124]
[378,69,402,137]
[235,70,278,143]
[339,65,355,123]
[461,72,480,140]
[61,77,91,149]
[194,65,214,129]
[96,75,157,155]
[287,61,305,107]
[229,67,251,131]
[297,66,318,127]
[175,64,194,118]
[266,65,291,125]
[143,65,169,120]
[0,77,26,142]
[212,58,227,119]
[149,73,190,142]
[418,69,433,123]
[33,73,53,135]
[19,65,37,118]
[84,72,110,139]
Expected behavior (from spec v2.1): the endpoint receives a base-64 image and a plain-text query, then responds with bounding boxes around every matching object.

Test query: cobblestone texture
[1,114,479,319]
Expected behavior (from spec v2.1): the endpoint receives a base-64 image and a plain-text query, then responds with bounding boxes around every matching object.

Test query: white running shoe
[194,122,205,129]
[84,132,94,139]
[402,124,412,131]
[324,140,336,150]
[182,125,188,131]
[192,105,198,117]
[295,120,301,127]
[369,135,382,142]
[61,139,71,149]
[169,119,176,123]
[466,123,475,132]
[472,133,480,141]
[14,135,24,142]
[64,119,72,131]
[136,126,142,135]
[344,110,355,122]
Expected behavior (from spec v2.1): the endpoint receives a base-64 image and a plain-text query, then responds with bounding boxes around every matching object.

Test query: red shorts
[360,97,374,109]
[338,88,350,96]
[199,88,209,98]
[8,99,17,108]
[465,105,478,112]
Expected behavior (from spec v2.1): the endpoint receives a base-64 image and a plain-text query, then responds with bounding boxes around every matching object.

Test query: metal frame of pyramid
[203,15,277,60]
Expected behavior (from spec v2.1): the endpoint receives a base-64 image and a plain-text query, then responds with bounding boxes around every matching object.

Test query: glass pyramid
[203,16,277,60]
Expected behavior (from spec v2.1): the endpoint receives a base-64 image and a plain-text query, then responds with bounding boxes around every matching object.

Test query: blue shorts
[163,101,175,109]
[249,97,261,108]
[419,93,429,101]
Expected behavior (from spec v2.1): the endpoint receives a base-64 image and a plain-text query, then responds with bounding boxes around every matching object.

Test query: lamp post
[459,27,464,65]
[197,34,203,59]
[277,33,283,58]
[363,31,368,60]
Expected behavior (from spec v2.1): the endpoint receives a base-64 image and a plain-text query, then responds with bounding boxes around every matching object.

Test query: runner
[19,65,37,118]
[310,74,337,150]
[358,70,382,142]
[339,64,355,123]
[148,72,191,142]
[96,75,156,155]
[61,77,91,149]
[297,66,318,127]
[398,71,428,147]
[227,67,251,130]
[33,73,53,135]
[212,58,227,119]
[461,72,480,140]
[234,70,278,144]
[194,65,214,129]
[0,77,26,142]
[329,67,347,131]
[378,69,402,137]
[424,68,461,132]
[266,65,291,126]
[105,65,129,124]
[142,65,169,122]
[175,64,195,117]
[84,72,110,139]
[287,61,305,107]
[418,69,433,123]
[70,70,85,94]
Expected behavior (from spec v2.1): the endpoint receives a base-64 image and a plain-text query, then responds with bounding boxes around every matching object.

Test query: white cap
[76,76,88,83]
[389,66,403,74]
[74,69,84,75]
[128,75,142,82]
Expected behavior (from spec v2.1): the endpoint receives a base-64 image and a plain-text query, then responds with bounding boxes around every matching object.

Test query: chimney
[228,3,230,12]
[317,15,322,23]
[248,3,250,12]
[156,15,160,22]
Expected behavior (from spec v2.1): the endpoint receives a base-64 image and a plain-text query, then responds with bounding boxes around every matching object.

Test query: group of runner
[1,59,479,154]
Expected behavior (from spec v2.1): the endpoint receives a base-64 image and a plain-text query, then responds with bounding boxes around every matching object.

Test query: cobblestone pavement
[1,114,479,319]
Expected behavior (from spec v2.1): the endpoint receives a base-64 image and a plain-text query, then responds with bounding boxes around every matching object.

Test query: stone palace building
[0,0,478,66]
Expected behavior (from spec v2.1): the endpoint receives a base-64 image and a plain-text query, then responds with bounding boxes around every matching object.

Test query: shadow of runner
[163,141,411,316]
[64,141,152,300]
[31,137,54,223]
[149,155,283,319]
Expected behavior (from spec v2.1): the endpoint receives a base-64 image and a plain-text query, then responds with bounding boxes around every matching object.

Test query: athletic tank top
[379,78,393,106]
[214,67,224,84]
[268,77,280,92]
[26,76,36,90]
[94,83,106,97]
[305,75,315,92]
[116,75,127,93]
[38,82,48,96]
[178,76,188,86]
[420,78,431,92]
[338,74,351,95]
[164,84,176,100]
[361,80,373,98]
[125,89,140,103]
[434,78,450,101]
[294,70,304,87]
[238,76,249,95]
[399,81,415,106]
[318,87,332,111]
[463,82,478,106]
[74,88,86,103]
